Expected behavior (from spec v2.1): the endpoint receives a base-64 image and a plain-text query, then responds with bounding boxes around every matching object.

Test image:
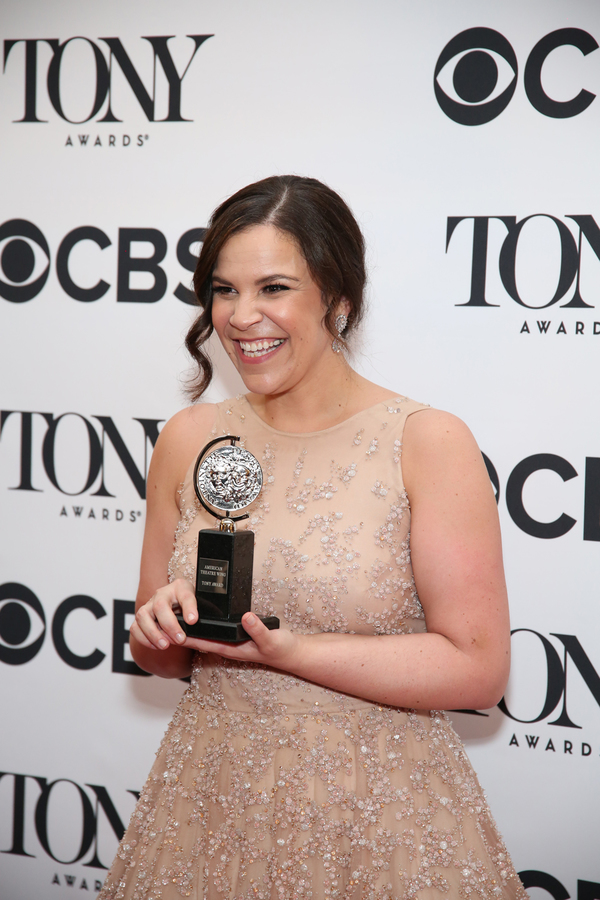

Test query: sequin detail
[100,395,527,900]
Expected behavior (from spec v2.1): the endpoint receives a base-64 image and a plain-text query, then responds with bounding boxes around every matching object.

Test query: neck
[245,365,395,434]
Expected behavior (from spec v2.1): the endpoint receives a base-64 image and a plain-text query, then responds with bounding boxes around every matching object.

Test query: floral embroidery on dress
[100,395,528,900]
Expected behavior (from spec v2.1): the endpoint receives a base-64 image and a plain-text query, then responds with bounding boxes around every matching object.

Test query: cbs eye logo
[0,583,46,664]
[435,27,598,125]
[0,219,50,302]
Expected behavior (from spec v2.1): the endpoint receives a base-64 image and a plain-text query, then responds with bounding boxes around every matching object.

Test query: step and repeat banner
[1,1,599,898]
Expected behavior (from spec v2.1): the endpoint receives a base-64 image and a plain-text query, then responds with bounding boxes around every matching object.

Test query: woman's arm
[265,408,510,710]
[136,409,511,710]
[129,403,217,679]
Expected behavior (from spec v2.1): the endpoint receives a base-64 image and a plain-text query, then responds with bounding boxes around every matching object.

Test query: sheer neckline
[238,394,407,437]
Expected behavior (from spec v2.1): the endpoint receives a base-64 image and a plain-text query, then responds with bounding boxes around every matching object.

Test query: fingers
[183,614,272,660]
[239,613,296,667]
[241,612,268,645]
[130,591,297,669]
[134,601,182,650]
[182,618,300,671]
[184,636,255,657]
[177,581,199,627]
[131,579,198,651]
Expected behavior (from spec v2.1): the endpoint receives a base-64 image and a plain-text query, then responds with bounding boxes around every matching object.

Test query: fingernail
[158,639,168,649]
[246,613,257,625]
[187,613,196,623]
[175,632,185,643]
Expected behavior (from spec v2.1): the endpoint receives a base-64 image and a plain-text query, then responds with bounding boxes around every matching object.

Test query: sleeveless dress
[99,395,528,900]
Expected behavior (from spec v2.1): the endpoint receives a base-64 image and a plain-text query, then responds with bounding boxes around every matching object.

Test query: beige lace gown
[99,395,528,900]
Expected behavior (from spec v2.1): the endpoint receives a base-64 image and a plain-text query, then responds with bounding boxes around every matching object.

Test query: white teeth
[239,339,284,358]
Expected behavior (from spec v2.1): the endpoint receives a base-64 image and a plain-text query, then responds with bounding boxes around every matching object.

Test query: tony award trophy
[178,435,279,641]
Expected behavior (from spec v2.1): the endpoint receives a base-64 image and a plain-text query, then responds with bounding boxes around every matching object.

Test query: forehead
[215,224,306,275]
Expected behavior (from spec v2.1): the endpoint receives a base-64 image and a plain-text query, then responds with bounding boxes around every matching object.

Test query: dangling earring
[331,314,348,353]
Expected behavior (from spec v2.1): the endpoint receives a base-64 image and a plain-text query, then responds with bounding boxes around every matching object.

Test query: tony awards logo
[180,435,279,641]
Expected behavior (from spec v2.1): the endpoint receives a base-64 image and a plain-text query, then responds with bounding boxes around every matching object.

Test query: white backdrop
[1,2,599,898]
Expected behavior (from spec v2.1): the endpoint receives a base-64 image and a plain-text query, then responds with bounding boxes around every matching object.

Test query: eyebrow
[211,273,301,286]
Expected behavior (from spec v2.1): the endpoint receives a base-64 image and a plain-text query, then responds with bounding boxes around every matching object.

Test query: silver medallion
[196,444,263,514]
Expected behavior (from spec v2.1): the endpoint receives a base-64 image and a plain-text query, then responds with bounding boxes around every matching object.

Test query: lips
[238,338,285,358]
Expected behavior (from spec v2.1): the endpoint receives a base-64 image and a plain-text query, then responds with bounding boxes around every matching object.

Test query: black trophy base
[177,614,280,642]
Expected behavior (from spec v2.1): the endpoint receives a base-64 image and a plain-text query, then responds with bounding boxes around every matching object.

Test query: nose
[227,293,263,331]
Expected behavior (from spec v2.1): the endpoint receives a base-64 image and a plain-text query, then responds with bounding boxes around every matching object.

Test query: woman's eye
[212,285,234,296]
[264,283,289,294]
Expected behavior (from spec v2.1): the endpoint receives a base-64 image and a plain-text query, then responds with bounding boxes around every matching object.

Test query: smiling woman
[98,176,528,900]
[186,175,366,406]
[209,225,351,414]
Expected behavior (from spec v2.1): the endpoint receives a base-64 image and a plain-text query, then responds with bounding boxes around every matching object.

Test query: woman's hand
[132,579,303,673]
[130,578,199,651]
[184,612,303,671]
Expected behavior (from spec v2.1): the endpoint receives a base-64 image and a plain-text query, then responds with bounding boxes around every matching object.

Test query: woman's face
[211,224,345,399]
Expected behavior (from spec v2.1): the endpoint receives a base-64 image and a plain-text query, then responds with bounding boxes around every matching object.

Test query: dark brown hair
[185,174,366,400]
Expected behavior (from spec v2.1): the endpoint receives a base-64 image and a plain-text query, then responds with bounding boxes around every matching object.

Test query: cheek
[211,305,228,337]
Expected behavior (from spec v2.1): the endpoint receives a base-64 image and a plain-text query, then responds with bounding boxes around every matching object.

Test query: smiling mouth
[238,339,285,358]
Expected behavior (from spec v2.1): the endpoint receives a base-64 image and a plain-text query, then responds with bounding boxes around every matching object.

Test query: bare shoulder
[402,407,489,494]
[403,407,478,453]
[149,403,218,491]
[158,403,218,446]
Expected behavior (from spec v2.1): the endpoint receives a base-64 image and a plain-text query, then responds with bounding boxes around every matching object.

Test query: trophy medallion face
[196,445,263,514]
